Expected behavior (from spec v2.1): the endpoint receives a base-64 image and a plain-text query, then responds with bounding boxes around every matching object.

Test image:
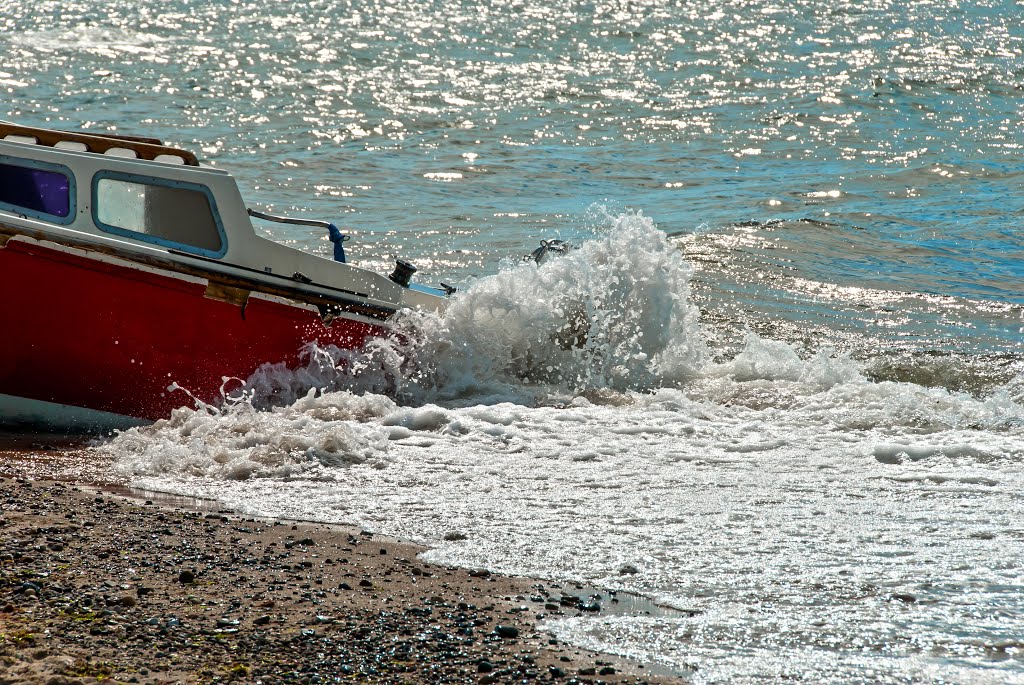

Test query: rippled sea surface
[4,1,1024,682]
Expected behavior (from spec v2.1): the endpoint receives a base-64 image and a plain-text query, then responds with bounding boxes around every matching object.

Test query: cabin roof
[0,122,199,166]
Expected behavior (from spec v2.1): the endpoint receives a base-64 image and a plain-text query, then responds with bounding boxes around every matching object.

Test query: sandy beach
[0,466,684,685]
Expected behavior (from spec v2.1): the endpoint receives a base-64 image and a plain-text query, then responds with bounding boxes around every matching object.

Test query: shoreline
[0,452,687,685]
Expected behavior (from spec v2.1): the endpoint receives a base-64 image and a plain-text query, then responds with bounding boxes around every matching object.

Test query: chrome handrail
[247,207,349,262]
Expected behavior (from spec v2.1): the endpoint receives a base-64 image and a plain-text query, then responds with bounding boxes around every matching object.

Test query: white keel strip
[0,393,149,433]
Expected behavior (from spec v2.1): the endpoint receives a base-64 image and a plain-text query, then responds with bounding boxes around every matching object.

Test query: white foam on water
[110,391,400,480]
[98,212,1024,684]
[384,210,708,402]
[11,27,168,57]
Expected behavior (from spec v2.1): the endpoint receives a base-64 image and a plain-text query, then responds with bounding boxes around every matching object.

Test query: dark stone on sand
[578,666,597,675]
[0,481,669,685]
[599,666,617,675]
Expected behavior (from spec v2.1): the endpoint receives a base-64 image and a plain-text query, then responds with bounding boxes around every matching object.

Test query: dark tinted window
[0,161,71,218]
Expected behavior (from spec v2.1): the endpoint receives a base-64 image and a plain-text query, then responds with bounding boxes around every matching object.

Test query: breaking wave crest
[231,210,709,408]
[103,212,1024,480]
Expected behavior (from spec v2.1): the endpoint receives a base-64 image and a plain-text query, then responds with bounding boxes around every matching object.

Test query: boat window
[0,156,74,222]
[93,173,226,258]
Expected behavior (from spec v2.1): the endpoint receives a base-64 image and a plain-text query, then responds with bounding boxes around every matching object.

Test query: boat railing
[247,207,349,263]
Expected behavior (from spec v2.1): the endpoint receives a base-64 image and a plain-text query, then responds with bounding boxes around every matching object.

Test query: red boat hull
[0,238,386,424]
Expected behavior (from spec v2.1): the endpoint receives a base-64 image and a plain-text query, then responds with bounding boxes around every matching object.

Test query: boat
[0,122,450,431]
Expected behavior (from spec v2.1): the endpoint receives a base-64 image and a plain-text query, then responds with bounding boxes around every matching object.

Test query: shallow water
[5,0,1024,682]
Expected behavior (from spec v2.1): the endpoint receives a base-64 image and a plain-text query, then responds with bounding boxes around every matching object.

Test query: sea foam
[103,212,1024,486]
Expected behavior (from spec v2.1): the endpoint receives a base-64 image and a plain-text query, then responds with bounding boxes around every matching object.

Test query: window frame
[0,154,77,225]
[91,170,228,259]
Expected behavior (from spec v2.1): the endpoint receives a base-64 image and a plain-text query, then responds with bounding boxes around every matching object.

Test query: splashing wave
[102,212,1024,481]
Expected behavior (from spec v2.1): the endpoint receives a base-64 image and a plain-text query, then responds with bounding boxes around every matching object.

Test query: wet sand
[0,460,685,684]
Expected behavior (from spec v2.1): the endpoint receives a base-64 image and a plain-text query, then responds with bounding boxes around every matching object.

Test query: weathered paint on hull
[0,238,386,426]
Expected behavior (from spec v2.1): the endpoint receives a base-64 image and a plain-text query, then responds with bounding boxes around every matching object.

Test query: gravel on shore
[0,476,684,685]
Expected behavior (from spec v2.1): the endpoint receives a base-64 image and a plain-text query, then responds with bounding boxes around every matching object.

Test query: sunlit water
[4,1,1024,682]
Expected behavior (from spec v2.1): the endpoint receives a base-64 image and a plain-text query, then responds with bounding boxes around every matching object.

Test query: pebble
[0,481,665,685]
